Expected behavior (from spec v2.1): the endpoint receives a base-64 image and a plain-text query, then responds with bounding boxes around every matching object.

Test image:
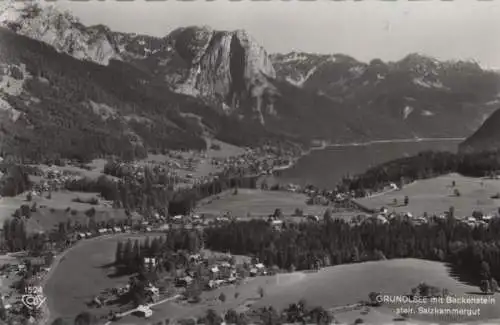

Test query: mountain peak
[0,1,120,65]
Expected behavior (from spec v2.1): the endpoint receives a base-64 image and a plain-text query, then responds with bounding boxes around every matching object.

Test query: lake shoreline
[274,137,465,188]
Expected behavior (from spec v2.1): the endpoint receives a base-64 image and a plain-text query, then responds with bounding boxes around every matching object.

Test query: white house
[145,284,159,296]
[136,305,153,318]
[375,215,388,224]
[220,261,231,268]
[255,263,265,269]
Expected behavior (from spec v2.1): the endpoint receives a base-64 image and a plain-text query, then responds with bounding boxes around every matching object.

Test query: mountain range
[1,0,499,161]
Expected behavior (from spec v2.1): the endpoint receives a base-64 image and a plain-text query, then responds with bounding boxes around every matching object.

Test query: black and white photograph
[1,0,500,324]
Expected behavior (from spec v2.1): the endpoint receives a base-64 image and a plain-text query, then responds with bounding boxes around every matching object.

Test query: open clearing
[115,259,500,324]
[252,259,499,324]
[195,189,328,218]
[0,190,125,233]
[44,233,165,322]
[355,173,500,218]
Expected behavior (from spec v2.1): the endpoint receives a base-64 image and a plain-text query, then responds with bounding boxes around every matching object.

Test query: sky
[57,0,500,69]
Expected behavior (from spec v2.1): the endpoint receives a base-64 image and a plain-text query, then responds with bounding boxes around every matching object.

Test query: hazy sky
[58,0,500,69]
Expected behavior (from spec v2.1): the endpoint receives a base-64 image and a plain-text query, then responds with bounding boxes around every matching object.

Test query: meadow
[44,233,165,323]
[195,188,328,218]
[115,259,500,325]
[0,189,127,233]
[355,173,500,218]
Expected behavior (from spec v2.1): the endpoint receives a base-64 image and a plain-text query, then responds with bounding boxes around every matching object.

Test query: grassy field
[44,233,166,323]
[115,259,500,325]
[195,189,328,218]
[252,259,499,324]
[143,139,246,181]
[0,190,125,233]
[355,173,500,218]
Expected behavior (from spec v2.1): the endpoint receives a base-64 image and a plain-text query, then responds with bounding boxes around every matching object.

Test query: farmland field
[355,173,500,218]
[195,188,328,218]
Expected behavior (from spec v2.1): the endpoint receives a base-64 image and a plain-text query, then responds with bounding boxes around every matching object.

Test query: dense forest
[204,216,500,286]
[341,150,500,194]
[0,28,298,163]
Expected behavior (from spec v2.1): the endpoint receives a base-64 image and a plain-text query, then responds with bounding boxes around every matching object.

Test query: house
[144,257,157,266]
[176,276,193,287]
[389,183,399,190]
[403,212,413,219]
[210,266,219,274]
[207,280,218,289]
[306,215,320,222]
[136,305,153,318]
[145,284,159,296]
[270,219,283,230]
[189,254,201,263]
[157,224,170,231]
[483,214,495,222]
[172,215,183,223]
[375,215,388,224]
[220,261,231,268]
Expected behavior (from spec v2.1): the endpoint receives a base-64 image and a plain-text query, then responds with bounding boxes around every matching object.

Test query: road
[113,294,181,320]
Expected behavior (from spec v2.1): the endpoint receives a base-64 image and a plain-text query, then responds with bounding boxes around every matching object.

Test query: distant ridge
[1,0,500,162]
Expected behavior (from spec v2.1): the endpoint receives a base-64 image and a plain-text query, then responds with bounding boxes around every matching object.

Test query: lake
[276,139,463,189]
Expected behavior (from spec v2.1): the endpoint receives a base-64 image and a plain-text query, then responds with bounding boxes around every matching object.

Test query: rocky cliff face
[0,1,121,65]
[166,27,276,122]
[0,2,277,123]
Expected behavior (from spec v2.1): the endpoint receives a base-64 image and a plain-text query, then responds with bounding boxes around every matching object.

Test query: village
[2,144,500,325]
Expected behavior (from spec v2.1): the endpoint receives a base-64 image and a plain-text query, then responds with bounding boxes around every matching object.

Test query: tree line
[341,150,500,195]
[114,230,203,275]
[204,216,500,285]
[64,166,258,216]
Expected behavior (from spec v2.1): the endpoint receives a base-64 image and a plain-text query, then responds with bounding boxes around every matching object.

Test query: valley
[1,1,500,325]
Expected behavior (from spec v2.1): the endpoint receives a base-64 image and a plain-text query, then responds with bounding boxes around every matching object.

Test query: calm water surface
[277,139,462,189]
